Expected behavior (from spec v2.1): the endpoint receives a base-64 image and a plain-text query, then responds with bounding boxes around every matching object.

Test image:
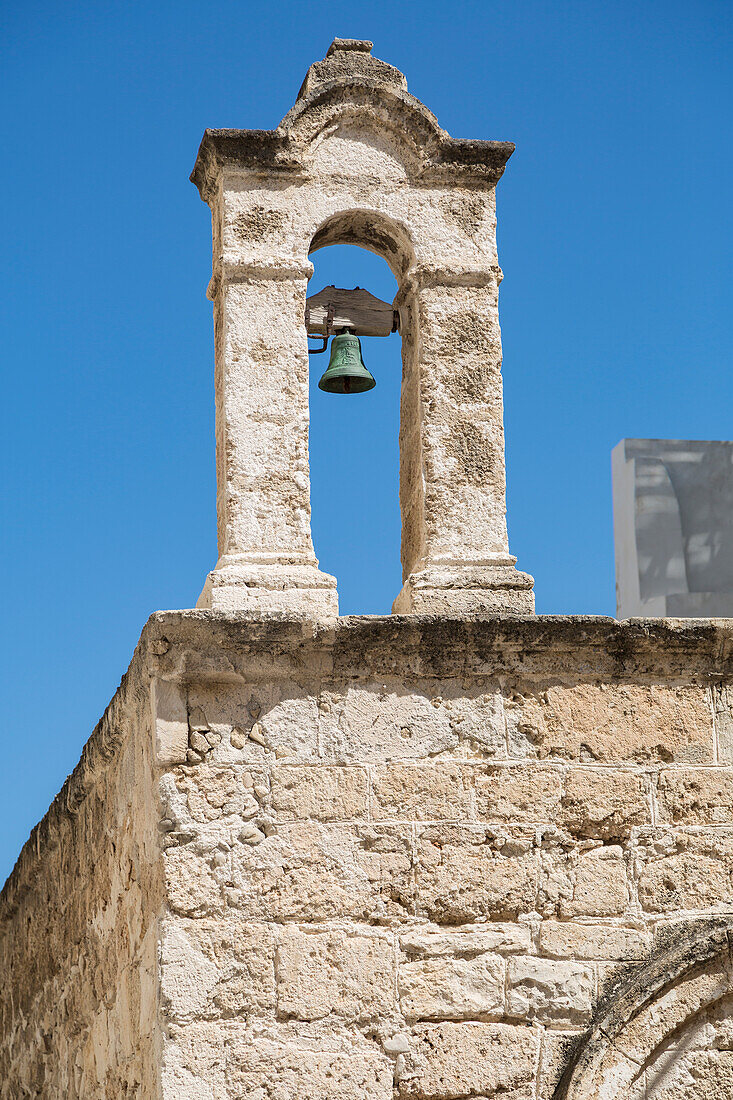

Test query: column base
[197,559,338,618]
[392,562,535,616]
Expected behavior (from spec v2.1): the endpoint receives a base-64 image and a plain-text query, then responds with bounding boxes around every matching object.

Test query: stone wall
[2,612,733,1097]
[0,651,164,1098]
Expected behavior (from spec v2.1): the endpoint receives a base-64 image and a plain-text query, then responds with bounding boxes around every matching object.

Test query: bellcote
[191,39,533,618]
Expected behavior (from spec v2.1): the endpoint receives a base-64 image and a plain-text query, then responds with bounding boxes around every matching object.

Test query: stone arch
[555,918,733,1100]
[308,209,415,282]
[280,81,444,175]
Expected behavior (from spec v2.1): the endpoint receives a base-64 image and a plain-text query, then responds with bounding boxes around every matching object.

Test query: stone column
[197,257,337,616]
[393,267,534,614]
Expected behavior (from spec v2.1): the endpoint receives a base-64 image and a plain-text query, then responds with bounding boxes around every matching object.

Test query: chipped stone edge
[0,647,145,922]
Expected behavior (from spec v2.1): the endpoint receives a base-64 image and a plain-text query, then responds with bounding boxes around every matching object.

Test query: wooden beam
[305,285,398,338]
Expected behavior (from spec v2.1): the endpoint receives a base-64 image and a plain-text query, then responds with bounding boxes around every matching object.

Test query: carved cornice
[190,41,514,202]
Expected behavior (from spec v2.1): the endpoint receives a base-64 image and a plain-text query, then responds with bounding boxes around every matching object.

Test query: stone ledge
[146,610,733,683]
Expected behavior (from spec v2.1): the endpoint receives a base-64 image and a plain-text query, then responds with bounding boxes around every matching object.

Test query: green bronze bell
[318,330,376,394]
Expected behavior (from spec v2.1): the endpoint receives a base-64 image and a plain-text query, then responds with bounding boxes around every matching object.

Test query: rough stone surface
[560,768,650,838]
[507,957,595,1025]
[399,922,532,958]
[270,763,369,820]
[0,654,163,1098]
[373,762,474,820]
[636,829,733,913]
[399,953,505,1019]
[400,1021,541,1099]
[539,921,652,961]
[505,683,714,763]
[3,611,733,1097]
[656,767,733,824]
[277,925,396,1021]
[557,843,630,918]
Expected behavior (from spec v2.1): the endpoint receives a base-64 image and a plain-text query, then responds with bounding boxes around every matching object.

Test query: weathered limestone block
[277,925,396,1021]
[164,842,228,918]
[153,677,189,765]
[636,828,733,912]
[560,767,651,837]
[320,682,460,762]
[415,825,538,922]
[164,1024,394,1100]
[399,1021,540,1099]
[541,839,630,918]
[475,764,563,822]
[187,680,321,762]
[227,1037,394,1100]
[399,922,532,958]
[270,764,369,821]
[505,683,715,762]
[160,917,276,1023]
[372,762,474,820]
[507,957,595,1025]
[399,953,505,1019]
[539,920,651,960]
[171,763,265,823]
[222,822,415,921]
[160,1021,228,1098]
[475,761,652,836]
[436,685,506,755]
[656,767,733,824]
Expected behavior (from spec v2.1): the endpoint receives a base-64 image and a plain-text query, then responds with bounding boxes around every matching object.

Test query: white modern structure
[613,438,733,617]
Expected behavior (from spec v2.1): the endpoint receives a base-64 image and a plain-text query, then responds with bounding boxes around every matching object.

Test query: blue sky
[1,0,731,884]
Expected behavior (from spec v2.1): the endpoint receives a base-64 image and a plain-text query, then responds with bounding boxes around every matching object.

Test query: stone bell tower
[191,37,534,616]
[4,38,733,1100]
